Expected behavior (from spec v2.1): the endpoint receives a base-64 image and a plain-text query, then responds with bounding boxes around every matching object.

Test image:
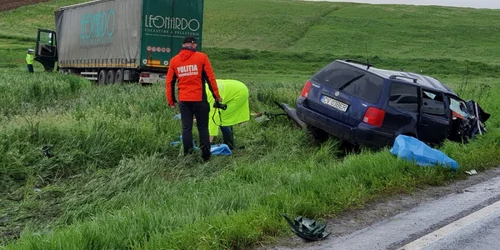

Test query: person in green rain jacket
[206,79,250,149]
[26,49,35,73]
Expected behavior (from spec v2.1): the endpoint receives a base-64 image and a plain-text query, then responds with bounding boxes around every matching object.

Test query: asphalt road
[418,208,500,250]
[277,174,500,250]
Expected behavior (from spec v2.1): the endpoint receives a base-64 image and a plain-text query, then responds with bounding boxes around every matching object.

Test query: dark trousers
[220,126,234,149]
[179,101,211,160]
[27,64,34,73]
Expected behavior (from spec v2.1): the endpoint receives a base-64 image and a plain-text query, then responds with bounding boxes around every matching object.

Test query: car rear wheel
[307,125,329,143]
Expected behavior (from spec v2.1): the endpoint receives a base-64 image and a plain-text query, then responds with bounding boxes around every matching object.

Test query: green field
[1,0,500,249]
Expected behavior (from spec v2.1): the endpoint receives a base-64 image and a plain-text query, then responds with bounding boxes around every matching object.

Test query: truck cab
[34,29,58,72]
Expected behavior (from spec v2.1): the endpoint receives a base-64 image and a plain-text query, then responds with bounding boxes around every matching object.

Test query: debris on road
[465,170,478,176]
[282,213,330,241]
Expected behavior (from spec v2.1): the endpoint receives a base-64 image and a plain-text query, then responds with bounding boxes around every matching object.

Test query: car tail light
[363,107,386,127]
[300,81,312,98]
[140,73,150,78]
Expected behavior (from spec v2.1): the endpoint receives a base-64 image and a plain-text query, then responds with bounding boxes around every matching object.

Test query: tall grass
[1,0,500,249]
[1,67,499,249]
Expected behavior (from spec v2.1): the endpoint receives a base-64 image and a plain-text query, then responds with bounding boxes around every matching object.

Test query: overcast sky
[304,0,500,9]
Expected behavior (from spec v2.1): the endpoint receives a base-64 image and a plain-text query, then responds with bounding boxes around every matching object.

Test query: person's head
[28,49,34,54]
[182,36,198,49]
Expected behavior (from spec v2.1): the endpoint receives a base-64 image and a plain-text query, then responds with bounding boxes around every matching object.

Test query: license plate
[321,96,348,112]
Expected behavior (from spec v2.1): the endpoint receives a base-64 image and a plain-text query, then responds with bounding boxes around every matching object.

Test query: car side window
[388,82,418,112]
[422,90,446,116]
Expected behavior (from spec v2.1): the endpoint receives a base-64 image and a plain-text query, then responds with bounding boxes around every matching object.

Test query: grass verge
[1,0,499,249]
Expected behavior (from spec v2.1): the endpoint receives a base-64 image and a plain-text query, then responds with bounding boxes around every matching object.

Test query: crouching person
[206,79,250,149]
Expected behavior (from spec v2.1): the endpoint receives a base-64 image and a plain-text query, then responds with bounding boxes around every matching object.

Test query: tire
[307,125,329,143]
[107,70,115,84]
[115,69,124,84]
[98,70,108,85]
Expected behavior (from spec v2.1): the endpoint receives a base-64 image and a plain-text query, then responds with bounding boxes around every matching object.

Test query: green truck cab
[35,0,204,85]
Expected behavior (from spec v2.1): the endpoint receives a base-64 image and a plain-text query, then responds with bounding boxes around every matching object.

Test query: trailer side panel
[140,0,204,69]
[56,0,142,69]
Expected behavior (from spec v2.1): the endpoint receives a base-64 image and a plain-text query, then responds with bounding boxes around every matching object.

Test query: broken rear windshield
[312,61,384,104]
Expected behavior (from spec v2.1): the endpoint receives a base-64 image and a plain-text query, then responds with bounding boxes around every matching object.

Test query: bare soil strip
[0,0,50,12]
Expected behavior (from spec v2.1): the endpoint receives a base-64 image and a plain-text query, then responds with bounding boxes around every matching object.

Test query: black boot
[221,126,235,150]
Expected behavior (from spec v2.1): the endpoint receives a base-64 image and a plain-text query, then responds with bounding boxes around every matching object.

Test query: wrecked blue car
[295,59,490,148]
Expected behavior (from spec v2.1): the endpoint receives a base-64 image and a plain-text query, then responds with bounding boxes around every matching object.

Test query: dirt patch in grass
[0,0,50,12]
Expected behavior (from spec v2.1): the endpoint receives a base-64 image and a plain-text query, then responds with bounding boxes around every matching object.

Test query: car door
[417,89,451,144]
[35,29,58,71]
[383,81,419,137]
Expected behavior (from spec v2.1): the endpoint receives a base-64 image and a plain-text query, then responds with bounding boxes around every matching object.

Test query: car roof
[338,60,458,97]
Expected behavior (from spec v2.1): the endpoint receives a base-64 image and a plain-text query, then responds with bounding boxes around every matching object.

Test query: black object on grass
[282,213,330,241]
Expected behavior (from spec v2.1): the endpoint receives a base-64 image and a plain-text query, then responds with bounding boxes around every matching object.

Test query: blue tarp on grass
[170,135,232,156]
[210,144,232,156]
[390,135,458,171]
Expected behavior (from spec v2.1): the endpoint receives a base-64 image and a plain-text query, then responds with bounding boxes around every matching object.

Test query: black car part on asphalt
[282,213,330,241]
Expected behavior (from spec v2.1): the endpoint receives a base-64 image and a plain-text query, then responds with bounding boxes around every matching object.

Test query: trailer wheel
[107,70,116,84]
[98,70,108,85]
[115,69,124,84]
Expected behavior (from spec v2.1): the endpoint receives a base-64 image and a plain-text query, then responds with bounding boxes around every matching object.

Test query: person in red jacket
[166,36,222,161]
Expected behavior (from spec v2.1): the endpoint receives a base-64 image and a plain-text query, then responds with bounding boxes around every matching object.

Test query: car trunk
[304,61,385,127]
